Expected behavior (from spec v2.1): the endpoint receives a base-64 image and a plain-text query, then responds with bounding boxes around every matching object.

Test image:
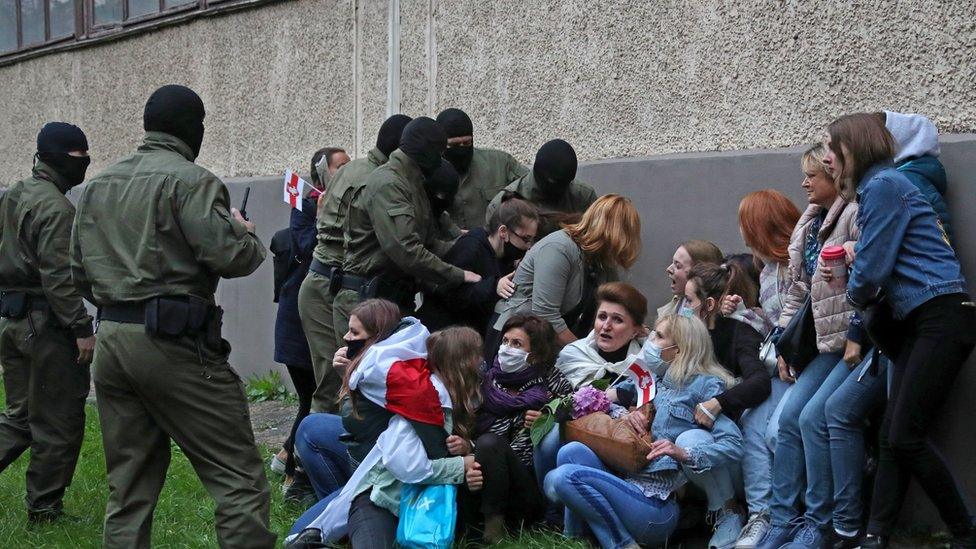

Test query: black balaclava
[425,159,460,214]
[375,114,413,158]
[436,108,474,175]
[35,122,90,189]
[143,84,206,159]
[533,139,578,198]
[399,117,447,175]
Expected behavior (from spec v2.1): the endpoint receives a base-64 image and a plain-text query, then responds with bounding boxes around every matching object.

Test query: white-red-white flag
[282,169,307,211]
[626,357,656,407]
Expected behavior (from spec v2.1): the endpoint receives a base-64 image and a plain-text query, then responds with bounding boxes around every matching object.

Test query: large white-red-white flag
[625,356,656,407]
[282,169,307,211]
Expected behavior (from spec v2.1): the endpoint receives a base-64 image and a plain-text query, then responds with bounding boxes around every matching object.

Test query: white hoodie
[885,111,940,164]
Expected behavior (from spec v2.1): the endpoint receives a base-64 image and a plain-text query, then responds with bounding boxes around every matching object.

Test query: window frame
[1,0,283,66]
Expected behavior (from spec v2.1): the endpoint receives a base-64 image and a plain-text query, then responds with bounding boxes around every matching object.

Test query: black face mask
[375,114,413,158]
[533,139,578,198]
[399,117,447,175]
[36,152,90,189]
[425,160,460,214]
[436,108,474,174]
[144,84,207,159]
[35,121,91,189]
[503,238,528,262]
[346,339,367,361]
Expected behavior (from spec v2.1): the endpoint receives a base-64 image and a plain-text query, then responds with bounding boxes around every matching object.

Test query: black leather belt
[0,292,48,310]
[340,273,370,291]
[309,258,339,279]
[99,302,147,324]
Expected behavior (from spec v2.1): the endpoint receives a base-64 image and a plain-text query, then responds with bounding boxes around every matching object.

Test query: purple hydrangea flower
[572,386,612,419]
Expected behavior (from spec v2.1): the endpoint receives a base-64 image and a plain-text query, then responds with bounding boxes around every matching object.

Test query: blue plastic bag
[396,484,458,549]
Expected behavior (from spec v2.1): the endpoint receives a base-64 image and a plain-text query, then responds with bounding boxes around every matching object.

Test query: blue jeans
[824,354,886,533]
[769,351,843,527]
[533,426,561,490]
[289,489,340,535]
[675,429,737,512]
[739,377,791,514]
[544,442,679,549]
[295,413,352,500]
[798,355,852,527]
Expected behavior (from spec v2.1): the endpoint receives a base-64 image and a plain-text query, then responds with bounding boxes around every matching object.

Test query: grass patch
[245,370,293,403]
[0,384,583,547]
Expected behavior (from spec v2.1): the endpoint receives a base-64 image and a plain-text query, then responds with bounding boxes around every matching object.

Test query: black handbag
[776,295,818,374]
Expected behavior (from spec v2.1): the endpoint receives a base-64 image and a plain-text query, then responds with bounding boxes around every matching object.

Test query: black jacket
[273,196,318,368]
[418,228,503,333]
[710,316,771,420]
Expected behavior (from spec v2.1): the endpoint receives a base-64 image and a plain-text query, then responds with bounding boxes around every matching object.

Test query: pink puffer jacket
[777,197,859,353]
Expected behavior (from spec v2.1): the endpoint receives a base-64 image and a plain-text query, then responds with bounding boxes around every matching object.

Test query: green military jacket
[342,150,463,287]
[448,147,527,231]
[485,172,598,235]
[71,132,266,305]
[312,147,387,267]
[0,162,93,337]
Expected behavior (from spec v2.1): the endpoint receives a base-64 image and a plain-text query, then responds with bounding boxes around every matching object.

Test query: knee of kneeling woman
[555,441,590,466]
[543,465,574,503]
[474,432,507,455]
[674,428,714,450]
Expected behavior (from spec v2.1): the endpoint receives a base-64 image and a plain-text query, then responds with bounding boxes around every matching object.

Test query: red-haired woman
[727,189,801,546]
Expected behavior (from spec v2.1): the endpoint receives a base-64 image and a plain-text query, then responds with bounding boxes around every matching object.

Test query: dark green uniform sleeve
[70,207,95,305]
[368,183,464,287]
[505,154,530,181]
[176,175,266,279]
[32,202,93,337]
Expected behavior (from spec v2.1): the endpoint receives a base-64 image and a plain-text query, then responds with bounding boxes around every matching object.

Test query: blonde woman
[488,194,642,359]
[545,313,743,549]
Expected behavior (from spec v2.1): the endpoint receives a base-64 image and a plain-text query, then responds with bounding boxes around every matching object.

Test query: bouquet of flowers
[529,383,612,445]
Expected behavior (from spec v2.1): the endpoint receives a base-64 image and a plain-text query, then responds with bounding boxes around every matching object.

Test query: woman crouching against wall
[544,313,743,549]
[460,315,574,543]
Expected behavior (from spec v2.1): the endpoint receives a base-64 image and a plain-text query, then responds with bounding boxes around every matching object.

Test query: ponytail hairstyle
[723,253,761,308]
[487,191,540,234]
[688,261,757,318]
[426,327,483,441]
[656,313,735,388]
[337,299,402,411]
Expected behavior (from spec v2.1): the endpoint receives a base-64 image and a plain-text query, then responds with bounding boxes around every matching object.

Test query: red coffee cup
[820,246,847,290]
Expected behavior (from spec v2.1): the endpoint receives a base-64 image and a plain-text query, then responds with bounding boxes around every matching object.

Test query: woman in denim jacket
[824,113,976,549]
[544,313,743,549]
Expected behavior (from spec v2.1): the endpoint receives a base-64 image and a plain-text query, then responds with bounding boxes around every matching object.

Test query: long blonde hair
[564,194,642,269]
[656,313,735,388]
[426,327,483,441]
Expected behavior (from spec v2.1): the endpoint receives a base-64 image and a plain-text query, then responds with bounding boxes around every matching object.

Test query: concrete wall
[3,0,976,185]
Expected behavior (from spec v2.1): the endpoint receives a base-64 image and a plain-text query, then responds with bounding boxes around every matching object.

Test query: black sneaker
[855,535,888,549]
[27,507,64,524]
[830,530,861,549]
[283,471,318,507]
[285,527,328,548]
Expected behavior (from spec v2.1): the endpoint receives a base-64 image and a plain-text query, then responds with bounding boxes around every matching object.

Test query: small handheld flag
[283,169,307,211]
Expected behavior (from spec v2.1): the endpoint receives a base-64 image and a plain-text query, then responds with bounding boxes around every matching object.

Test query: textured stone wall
[1,0,975,180]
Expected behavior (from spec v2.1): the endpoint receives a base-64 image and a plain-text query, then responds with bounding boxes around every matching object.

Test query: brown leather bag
[563,402,655,474]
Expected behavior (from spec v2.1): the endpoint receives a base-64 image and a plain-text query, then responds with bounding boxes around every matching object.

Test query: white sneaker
[736,511,771,549]
[711,509,745,549]
[269,454,287,476]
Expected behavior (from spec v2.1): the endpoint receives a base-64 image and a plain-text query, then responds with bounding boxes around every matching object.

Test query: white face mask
[497,344,530,373]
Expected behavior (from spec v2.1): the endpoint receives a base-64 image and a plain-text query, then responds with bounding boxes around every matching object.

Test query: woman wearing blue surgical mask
[458,315,574,543]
